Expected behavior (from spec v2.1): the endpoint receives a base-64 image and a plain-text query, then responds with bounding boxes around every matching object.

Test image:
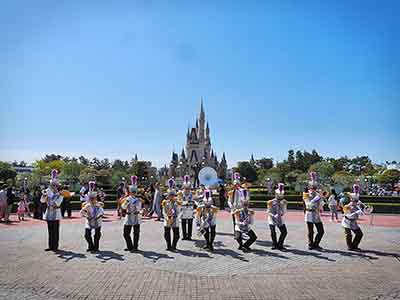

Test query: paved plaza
[1,210,400,300]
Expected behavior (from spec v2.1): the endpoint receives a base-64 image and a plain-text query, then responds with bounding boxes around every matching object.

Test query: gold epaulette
[161,199,167,208]
[228,190,234,198]
[343,204,351,213]
[267,199,273,208]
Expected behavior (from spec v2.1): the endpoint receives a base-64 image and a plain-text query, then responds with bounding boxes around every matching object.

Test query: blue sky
[1,1,399,167]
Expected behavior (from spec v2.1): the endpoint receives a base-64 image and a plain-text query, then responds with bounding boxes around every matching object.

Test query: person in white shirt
[40,170,63,252]
[79,183,88,207]
[121,176,142,252]
[328,189,339,222]
[179,175,195,240]
[80,181,104,253]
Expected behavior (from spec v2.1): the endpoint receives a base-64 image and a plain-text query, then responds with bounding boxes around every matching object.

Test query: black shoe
[238,246,244,250]
[166,247,173,251]
[351,247,362,252]
[202,244,209,250]
[44,248,52,252]
[278,246,287,251]
[308,246,314,250]
[131,248,138,252]
[271,245,278,250]
[187,237,193,241]
[171,247,178,251]
[314,245,323,251]
[209,245,214,252]
[86,248,93,252]
[52,249,58,252]
[244,246,252,251]
[124,248,131,251]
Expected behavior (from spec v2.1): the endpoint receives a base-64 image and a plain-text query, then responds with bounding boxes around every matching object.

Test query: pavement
[0,209,400,300]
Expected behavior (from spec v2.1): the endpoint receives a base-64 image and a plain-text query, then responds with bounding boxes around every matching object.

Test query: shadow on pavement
[140,250,174,262]
[283,248,336,262]
[360,249,400,258]
[95,250,125,262]
[321,248,378,260]
[56,250,87,262]
[178,249,212,258]
[216,232,234,237]
[252,248,289,259]
[212,248,249,262]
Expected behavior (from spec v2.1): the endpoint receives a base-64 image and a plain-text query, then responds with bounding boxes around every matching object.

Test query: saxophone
[166,201,176,227]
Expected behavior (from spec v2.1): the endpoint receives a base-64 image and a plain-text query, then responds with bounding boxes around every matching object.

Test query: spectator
[32,188,43,219]
[80,183,89,207]
[5,186,16,223]
[328,189,339,222]
[218,184,226,210]
[0,185,7,222]
[17,193,29,221]
[152,183,162,221]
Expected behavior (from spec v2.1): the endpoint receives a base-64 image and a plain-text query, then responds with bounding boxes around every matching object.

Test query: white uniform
[180,192,195,219]
[81,203,104,229]
[40,189,63,221]
[304,192,322,223]
[235,208,254,233]
[342,203,363,231]
[162,200,180,228]
[228,188,246,214]
[121,196,142,226]
[267,199,287,226]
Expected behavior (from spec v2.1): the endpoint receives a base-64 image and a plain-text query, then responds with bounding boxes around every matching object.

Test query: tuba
[166,201,176,227]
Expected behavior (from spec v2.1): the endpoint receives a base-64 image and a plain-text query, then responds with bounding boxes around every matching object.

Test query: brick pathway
[1,210,399,299]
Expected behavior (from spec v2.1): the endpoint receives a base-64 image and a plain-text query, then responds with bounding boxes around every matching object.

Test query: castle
[168,100,227,185]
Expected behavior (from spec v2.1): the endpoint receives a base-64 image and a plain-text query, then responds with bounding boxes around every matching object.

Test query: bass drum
[198,167,218,188]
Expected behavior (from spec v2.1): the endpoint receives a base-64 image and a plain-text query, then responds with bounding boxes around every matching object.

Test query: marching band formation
[39,169,373,254]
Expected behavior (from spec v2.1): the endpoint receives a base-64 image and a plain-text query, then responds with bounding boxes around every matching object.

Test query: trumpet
[166,202,176,227]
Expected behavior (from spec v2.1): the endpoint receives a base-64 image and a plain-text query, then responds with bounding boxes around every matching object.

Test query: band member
[234,195,257,252]
[40,169,64,252]
[194,184,206,206]
[162,178,181,251]
[195,189,218,251]
[304,172,325,250]
[121,176,142,252]
[267,183,288,250]
[342,184,372,251]
[228,172,245,232]
[80,181,104,252]
[180,175,195,240]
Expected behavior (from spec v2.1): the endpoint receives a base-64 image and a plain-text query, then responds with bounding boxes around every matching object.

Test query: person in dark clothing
[218,184,226,210]
[32,189,43,219]
[5,187,16,223]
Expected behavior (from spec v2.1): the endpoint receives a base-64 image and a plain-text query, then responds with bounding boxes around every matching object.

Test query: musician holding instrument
[195,189,218,252]
[162,178,181,251]
[180,175,195,241]
[342,184,373,251]
[228,172,244,233]
[234,194,257,252]
[267,183,288,250]
[40,169,64,252]
[304,172,325,250]
[121,176,143,252]
[80,181,104,253]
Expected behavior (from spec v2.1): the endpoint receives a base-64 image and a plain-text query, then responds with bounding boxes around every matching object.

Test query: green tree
[287,150,295,170]
[309,161,335,185]
[255,158,274,170]
[0,162,17,184]
[332,171,357,189]
[237,161,257,182]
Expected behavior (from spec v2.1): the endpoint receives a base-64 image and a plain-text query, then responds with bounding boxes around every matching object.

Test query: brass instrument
[165,200,176,227]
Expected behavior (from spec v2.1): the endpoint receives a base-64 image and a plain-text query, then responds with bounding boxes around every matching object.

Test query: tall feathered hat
[167,178,176,196]
[233,172,241,186]
[308,172,318,189]
[129,175,138,193]
[88,181,98,198]
[204,189,213,207]
[182,175,191,189]
[350,183,360,201]
[275,183,285,200]
[50,169,59,185]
